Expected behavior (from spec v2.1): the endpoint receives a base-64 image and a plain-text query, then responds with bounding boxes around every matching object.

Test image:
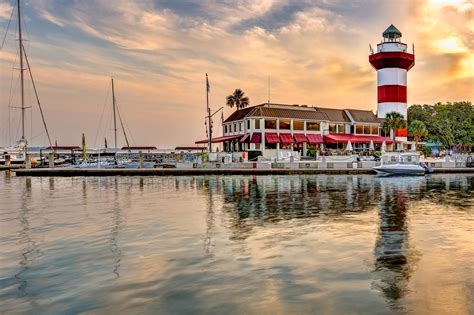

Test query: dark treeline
[408,101,473,146]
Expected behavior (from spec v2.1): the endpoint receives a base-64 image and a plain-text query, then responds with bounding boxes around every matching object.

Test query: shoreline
[11,167,474,177]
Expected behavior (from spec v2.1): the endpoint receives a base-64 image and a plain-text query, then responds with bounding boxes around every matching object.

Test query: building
[194,25,413,157]
[369,24,415,142]
[196,103,393,158]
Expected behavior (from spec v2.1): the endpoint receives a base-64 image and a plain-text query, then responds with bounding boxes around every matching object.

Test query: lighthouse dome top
[383,24,402,40]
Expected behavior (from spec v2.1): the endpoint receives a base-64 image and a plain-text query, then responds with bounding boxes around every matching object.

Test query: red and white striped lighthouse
[369,25,414,142]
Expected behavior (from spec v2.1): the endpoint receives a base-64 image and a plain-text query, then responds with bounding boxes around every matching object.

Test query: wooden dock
[11,167,474,177]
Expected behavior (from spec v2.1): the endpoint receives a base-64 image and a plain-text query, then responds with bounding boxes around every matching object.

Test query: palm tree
[382,112,407,149]
[226,89,249,110]
[408,120,428,150]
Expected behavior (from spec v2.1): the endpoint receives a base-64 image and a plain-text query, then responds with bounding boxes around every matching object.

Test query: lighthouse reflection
[372,186,414,311]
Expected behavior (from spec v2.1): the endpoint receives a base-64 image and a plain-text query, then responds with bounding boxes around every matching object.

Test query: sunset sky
[0,0,472,148]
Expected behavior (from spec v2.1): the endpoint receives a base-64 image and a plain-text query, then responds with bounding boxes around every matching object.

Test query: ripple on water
[0,173,472,314]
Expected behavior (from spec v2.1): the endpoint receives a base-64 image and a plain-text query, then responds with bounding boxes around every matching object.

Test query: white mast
[17,0,26,142]
[111,77,117,149]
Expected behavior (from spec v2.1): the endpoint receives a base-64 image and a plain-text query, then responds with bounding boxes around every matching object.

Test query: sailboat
[78,78,152,168]
[0,0,52,165]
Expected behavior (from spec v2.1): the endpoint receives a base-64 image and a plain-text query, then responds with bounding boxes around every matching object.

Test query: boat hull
[373,164,425,176]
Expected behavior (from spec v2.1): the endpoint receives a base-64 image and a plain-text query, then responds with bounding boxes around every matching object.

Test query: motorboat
[373,152,431,175]
[373,163,426,176]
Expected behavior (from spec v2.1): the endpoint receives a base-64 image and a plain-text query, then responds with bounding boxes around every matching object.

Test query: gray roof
[224,103,352,123]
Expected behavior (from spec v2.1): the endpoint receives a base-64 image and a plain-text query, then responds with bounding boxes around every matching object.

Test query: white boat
[373,152,430,175]
[0,140,27,165]
[373,163,426,176]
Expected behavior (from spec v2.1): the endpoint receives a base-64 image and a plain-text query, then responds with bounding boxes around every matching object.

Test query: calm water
[0,173,472,314]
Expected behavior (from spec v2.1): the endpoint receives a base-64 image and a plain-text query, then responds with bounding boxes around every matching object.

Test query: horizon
[0,0,473,148]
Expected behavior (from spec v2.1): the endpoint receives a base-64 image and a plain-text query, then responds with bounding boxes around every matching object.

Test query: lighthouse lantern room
[369,24,415,143]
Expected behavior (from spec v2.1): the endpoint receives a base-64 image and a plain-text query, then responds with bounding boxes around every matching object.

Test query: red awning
[280,133,295,144]
[239,133,250,143]
[195,135,242,144]
[250,133,261,143]
[293,134,307,143]
[324,134,393,144]
[307,134,324,144]
[265,133,280,144]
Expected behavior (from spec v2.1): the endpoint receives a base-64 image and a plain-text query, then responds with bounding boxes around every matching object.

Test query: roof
[121,146,157,150]
[383,24,402,38]
[224,103,351,123]
[346,109,383,123]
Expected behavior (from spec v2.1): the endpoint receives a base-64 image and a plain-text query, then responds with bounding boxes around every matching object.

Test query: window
[338,124,345,133]
[307,122,320,131]
[329,123,337,133]
[240,123,243,131]
[255,119,261,129]
[293,121,304,131]
[355,125,363,134]
[247,120,250,129]
[364,125,371,134]
[234,124,237,132]
[265,119,277,129]
[224,125,227,133]
[371,125,378,135]
[279,120,291,130]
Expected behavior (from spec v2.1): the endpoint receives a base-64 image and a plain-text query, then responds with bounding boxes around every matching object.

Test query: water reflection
[373,188,414,312]
[15,178,42,308]
[0,173,472,314]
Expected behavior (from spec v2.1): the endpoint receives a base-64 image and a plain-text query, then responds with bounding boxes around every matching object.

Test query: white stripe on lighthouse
[377,68,407,86]
[377,102,407,119]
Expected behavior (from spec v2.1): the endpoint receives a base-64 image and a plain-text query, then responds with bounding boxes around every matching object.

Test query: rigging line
[116,104,131,153]
[116,102,136,146]
[22,43,53,147]
[93,80,111,147]
[0,0,15,51]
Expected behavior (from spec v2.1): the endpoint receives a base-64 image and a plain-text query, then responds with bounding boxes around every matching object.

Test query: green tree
[408,101,473,147]
[226,89,249,110]
[382,111,407,149]
[408,120,428,149]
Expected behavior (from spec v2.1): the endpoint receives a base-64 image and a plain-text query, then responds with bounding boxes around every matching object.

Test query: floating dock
[12,167,474,177]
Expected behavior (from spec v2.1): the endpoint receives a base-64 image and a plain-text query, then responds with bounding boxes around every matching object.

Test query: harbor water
[0,173,472,314]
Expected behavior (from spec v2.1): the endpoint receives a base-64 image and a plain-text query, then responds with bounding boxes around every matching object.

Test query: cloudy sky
[0,0,472,147]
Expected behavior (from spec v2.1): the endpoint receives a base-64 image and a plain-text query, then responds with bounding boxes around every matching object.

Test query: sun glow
[435,36,469,53]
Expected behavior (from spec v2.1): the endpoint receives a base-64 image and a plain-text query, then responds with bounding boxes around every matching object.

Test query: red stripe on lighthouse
[378,85,407,103]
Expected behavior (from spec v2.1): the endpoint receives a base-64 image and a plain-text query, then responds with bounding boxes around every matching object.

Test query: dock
[12,167,474,177]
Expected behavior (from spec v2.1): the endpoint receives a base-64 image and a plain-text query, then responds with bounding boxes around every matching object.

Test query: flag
[206,73,210,93]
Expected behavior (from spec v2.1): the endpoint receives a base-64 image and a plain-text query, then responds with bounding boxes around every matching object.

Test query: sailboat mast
[111,77,117,149]
[17,0,25,141]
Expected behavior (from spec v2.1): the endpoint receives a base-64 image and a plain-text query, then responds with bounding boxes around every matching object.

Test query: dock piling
[49,152,54,168]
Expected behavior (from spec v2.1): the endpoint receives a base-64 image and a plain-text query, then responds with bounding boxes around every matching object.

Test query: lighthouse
[369,25,414,143]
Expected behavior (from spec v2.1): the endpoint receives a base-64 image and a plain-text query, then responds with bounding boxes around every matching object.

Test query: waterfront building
[194,25,414,158]
[196,103,393,158]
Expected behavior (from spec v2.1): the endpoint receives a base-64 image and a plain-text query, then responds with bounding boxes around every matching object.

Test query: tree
[226,89,249,110]
[408,120,428,149]
[408,101,473,147]
[382,112,407,148]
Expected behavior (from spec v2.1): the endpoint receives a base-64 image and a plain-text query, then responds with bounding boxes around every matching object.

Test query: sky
[0,0,472,148]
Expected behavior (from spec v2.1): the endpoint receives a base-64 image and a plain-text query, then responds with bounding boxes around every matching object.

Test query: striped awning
[265,132,280,144]
[250,133,261,143]
[280,133,295,144]
[307,134,324,144]
[293,134,307,143]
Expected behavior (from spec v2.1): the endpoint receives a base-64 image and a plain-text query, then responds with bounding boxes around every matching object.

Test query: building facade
[196,103,393,157]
